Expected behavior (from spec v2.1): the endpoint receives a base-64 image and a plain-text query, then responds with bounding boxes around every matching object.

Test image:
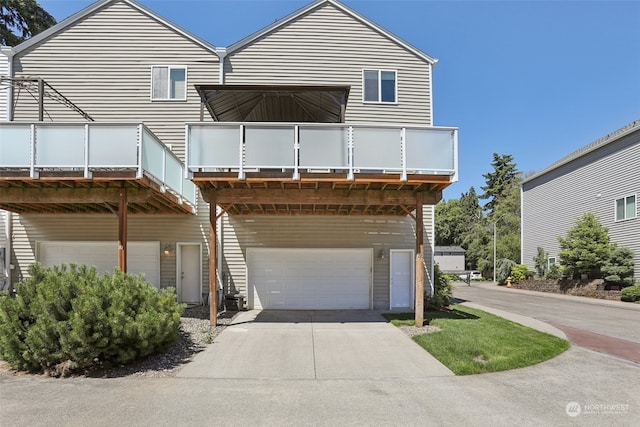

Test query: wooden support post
[415,192,424,327]
[117,189,128,273]
[38,79,44,122]
[209,193,218,326]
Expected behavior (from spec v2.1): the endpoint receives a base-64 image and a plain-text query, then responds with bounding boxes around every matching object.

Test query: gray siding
[11,0,219,157]
[522,127,640,278]
[221,205,434,310]
[225,2,432,125]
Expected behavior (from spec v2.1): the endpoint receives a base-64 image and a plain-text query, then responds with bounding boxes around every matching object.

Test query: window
[615,195,636,221]
[363,69,396,103]
[151,66,186,100]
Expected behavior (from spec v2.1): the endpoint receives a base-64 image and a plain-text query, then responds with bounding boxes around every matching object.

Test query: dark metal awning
[196,84,350,123]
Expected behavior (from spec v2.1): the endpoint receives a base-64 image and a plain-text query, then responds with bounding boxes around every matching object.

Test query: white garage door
[38,241,160,288]
[248,248,372,310]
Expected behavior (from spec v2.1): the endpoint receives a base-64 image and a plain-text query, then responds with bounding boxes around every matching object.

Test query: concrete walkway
[178,310,454,379]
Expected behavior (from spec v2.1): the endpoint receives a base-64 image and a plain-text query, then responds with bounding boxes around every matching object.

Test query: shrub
[621,285,640,303]
[496,258,516,285]
[510,264,530,282]
[546,264,562,280]
[427,264,453,310]
[602,246,635,287]
[0,263,184,376]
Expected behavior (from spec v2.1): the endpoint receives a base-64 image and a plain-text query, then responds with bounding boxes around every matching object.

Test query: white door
[37,241,160,288]
[178,243,201,304]
[248,248,372,310]
[390,249,413,309]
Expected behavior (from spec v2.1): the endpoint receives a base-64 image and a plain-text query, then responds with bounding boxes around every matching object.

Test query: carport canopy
[195,84,350,123]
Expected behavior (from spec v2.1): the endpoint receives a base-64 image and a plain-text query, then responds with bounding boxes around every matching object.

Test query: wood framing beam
[209,194,218,326]
[415,192,424,328]
[202,188,440,206]
[0,187,153,204]
[118,189,127,273]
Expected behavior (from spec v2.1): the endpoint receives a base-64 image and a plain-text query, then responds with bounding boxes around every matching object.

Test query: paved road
[454,282,640,342]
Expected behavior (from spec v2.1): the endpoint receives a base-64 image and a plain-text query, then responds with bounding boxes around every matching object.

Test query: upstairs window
[615,195,636,221]
[151,66,186,101]
[363,69,397,103]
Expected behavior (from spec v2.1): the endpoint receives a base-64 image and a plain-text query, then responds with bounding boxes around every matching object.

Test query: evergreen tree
[1,0,56,46]
[558,213,611,277]
[480,153,519,215]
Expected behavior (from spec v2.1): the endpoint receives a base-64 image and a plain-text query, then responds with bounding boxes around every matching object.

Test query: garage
[37,241,160,288]
[248,248,372,310]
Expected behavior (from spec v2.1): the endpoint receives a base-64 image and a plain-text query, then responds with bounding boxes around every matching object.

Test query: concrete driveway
[177,310,453,379]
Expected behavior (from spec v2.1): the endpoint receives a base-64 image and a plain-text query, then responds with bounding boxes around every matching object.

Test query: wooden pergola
[194,172,449,327]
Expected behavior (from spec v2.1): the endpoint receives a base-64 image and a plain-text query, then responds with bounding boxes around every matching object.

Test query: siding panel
[522,127,640,278]
[225,3,432,125]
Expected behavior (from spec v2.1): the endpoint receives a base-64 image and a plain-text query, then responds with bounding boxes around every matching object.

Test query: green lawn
[384,305,570,375]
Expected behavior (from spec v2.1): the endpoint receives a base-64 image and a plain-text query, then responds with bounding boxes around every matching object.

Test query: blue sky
[39,0,640,200]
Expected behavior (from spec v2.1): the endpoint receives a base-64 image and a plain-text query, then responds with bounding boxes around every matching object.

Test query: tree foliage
[558,213,611,277]
[480,153,519,215]
[1,0,56,46]
[602,246,635,287]
[533,247,548,277]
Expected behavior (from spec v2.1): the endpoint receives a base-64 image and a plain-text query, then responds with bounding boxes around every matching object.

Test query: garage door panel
[249,249,371,310]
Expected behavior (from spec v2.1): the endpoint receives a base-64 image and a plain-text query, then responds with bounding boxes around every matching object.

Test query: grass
[384,305,570,375]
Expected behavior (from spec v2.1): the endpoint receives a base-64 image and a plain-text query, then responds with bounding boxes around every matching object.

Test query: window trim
[150,65,188,101]
[614,194,637,222]
[362,69,398,104]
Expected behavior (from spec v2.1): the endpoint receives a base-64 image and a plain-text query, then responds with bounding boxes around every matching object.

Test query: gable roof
[226,0,437,65]
[8,0,217,55]
[522,119,640,185]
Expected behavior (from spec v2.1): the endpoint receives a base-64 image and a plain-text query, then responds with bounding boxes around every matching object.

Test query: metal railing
[186,122,458,181]
[0,122,196,207]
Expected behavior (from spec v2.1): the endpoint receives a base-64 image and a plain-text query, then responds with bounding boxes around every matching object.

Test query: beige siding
[0,53,8,121]
[221,205,434,310]
[10,197,211,290]
[11,0,219,157]
[225,2,432,125]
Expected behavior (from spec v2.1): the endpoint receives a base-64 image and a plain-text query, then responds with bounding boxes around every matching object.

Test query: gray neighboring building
[434,246,466,272]
[521,120,640,278]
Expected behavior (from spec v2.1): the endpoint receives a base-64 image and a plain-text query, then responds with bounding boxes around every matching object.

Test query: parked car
[459,271,482,280]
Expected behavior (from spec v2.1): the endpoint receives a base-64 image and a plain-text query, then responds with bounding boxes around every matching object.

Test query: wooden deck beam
[0,187,153,204]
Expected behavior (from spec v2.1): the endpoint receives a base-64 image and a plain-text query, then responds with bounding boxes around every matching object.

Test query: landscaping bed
[509,278,622,301]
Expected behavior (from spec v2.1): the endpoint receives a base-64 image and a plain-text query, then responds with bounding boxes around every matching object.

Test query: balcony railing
[0,122,196,206]
[186,122,458,182]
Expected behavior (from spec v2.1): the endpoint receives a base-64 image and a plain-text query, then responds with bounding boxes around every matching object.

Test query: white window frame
[614,194,637,222]
[362,69,398,104]
[150,65,187,101]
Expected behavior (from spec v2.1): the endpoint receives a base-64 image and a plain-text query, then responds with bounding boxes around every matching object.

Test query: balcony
[186,122,457,216]
[0,122,196,214]
[186,122,458,183]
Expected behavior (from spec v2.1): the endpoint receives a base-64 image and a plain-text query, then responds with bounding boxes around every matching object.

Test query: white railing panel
[141,128,165,181]
[36,125,85,167]
[353,127,402,170]
[405,129,455,172]
[0,125,31,166]
[183,179,197,205]
[88,125,138,167]
[245,125,295,168]
[189,125,239,168]
[165,155,183,195]
[299,126,349,169]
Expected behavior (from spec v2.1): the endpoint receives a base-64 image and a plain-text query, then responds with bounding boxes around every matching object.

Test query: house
[521,120,640,279]
[434,246,466,272]
[0,0,458,326]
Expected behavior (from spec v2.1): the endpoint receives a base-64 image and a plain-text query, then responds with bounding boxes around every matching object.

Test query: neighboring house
[522,120,640,279]
[0,0,458,323]
[434,246,466,272]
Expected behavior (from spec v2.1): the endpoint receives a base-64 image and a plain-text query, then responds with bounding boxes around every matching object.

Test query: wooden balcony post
[415,192,424,327]
[117,189,127,273]
[209,192,218,326]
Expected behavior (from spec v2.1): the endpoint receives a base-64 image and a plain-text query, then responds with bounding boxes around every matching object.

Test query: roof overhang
[196,85,350,123]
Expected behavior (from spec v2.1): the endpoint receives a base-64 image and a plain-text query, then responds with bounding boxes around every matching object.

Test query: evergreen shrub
[621,285,640,303]
[427,264,453,309]
[0,263,184,376]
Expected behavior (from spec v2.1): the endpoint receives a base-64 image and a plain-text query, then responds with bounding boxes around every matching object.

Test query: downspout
[216,48,227,85]
[5,211,12,290]
[428,62,434,126]
[1,46,15,121]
